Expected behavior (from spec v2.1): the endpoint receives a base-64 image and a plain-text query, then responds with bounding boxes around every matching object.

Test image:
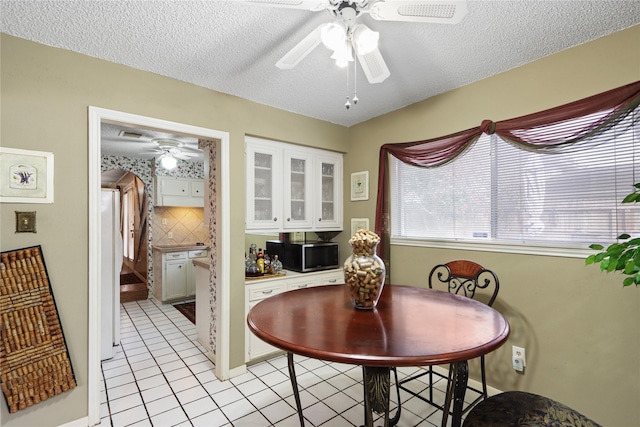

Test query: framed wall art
[0,147,54,203]
[351,217,370,236]
[350,170,369,201]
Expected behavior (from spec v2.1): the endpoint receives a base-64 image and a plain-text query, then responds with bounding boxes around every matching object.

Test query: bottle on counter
[272,255,283,275]
[264,250,271,275]
[257,248,265,274]
[245,244,260,277]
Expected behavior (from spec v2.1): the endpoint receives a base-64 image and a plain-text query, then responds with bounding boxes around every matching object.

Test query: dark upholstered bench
[462,391,602,427]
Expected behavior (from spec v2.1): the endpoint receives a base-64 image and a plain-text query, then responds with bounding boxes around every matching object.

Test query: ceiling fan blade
[357,47,390,84]
[276,24,324,69]
[368,0,468,24]
[174,152,198,161]
[241,0,330,11]
[178,144,201,152]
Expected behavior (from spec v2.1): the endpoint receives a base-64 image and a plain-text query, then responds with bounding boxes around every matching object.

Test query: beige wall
[1,24,639,426]
[0,34,348,427]
[344,25,640,426]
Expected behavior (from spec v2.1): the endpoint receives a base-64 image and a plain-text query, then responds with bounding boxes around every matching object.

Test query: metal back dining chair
[397,260,500,414]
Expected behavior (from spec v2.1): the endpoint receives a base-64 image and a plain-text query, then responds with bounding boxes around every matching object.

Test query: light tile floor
[100,298,475,427]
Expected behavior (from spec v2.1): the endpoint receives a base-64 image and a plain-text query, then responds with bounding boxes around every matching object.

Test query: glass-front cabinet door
[246,140,282,231]
[283,150,313,229]
[315,152,343,230]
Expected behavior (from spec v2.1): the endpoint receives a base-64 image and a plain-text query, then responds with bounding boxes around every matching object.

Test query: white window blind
[390,109,639,248]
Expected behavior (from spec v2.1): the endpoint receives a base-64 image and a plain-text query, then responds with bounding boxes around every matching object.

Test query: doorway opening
[101,169,150,303]
[89,107,230,426]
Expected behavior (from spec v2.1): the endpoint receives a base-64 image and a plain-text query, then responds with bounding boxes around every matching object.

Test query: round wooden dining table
[247,284,510,427]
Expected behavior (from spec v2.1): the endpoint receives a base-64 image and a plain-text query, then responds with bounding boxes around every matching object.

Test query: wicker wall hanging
[0,245,76,413]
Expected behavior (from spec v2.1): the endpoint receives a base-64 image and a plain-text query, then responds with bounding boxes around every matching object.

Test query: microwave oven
[266,240,339,273]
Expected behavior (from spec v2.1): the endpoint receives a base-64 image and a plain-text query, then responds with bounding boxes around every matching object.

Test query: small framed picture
[351,218,370,237]
[350,171,369,201]
[0,147,54,203]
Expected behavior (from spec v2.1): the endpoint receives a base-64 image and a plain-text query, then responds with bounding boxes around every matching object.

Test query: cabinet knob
[273,217,277,222]
[287,218,290,222]
[318,218,322,221]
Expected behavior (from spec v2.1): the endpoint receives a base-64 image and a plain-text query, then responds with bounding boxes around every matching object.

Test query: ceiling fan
[244,0,468,85]
[141,139,201,169]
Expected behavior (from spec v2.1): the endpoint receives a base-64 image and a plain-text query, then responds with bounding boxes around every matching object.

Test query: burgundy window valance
[375,80,640,266]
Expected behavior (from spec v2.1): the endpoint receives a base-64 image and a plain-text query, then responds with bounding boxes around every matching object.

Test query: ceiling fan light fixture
[159,153,177,170]
[352,24,378,55]
[330,40,353,67]
[320,20,347,51]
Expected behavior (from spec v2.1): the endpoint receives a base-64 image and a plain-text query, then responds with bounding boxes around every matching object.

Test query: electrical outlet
[168,231,173,239]
[162,218,167,225]
[512,345,526,372]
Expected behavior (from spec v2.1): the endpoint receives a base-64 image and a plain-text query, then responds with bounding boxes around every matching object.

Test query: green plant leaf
[624,259,637,274]
[585,182,639,287]
[622,193,639,203]
[595,252,607,262]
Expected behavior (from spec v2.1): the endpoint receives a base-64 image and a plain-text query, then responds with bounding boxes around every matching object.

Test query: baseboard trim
[58,416,89,427]
[228,364,247,379]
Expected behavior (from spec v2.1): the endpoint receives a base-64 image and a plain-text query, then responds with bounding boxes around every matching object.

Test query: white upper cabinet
[246,139,282,230]
[283,149,314,229]
[155,176,204,207]
[314,152,343,230]
[245,136,343,232]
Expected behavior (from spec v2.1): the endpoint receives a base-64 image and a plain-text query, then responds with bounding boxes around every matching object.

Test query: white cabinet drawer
[165,251,187,260]
[287,278,316,291]
[248,283,287,302]
[189,249,208,258]
[318,271,344,286]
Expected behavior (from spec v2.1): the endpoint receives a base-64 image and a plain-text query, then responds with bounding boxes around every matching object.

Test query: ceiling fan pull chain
[353,56,359,105]
[345,59,351,110]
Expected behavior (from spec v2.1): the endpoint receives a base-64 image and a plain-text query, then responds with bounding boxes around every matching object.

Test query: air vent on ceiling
[118,130,145,139]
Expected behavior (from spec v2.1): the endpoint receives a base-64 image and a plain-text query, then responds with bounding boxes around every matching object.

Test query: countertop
[191,260,342,280]
[193,258,210,268]
[152,244,210,253]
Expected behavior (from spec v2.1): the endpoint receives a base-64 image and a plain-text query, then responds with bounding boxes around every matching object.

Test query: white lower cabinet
[245,269,344,363]
[160,252,188,301]
[154,248,209,302]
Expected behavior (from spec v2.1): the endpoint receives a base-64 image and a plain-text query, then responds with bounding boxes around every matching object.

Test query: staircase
[120,270,148,303]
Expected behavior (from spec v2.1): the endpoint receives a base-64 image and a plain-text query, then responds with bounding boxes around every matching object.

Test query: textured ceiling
[1,0,639,129]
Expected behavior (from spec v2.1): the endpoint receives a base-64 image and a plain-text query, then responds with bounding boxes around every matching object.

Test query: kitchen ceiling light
[320,21,347,51]
[353,24,378,55]
[159,153,177,170]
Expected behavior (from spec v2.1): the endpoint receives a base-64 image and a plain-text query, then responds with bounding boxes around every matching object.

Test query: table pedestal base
[286,353,468,427]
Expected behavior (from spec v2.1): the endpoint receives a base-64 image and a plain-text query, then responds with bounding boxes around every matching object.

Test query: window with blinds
[390,110,639,249]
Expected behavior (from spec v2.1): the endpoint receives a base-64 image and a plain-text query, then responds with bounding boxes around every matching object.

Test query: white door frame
[88,107,231,426]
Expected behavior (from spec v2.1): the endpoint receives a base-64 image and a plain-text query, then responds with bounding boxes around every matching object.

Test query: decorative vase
[344,229,386,309]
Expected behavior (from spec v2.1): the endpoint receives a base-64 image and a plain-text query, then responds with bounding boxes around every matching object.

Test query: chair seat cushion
[462,391,602,427]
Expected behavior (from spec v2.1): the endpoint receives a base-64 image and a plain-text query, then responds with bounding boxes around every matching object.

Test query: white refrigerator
[101,189,124,360]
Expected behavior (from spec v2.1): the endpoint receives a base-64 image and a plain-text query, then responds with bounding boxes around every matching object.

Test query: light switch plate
[15,211,37,233]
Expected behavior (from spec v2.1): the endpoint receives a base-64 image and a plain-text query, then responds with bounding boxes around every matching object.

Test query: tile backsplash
[153,207,209,245]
